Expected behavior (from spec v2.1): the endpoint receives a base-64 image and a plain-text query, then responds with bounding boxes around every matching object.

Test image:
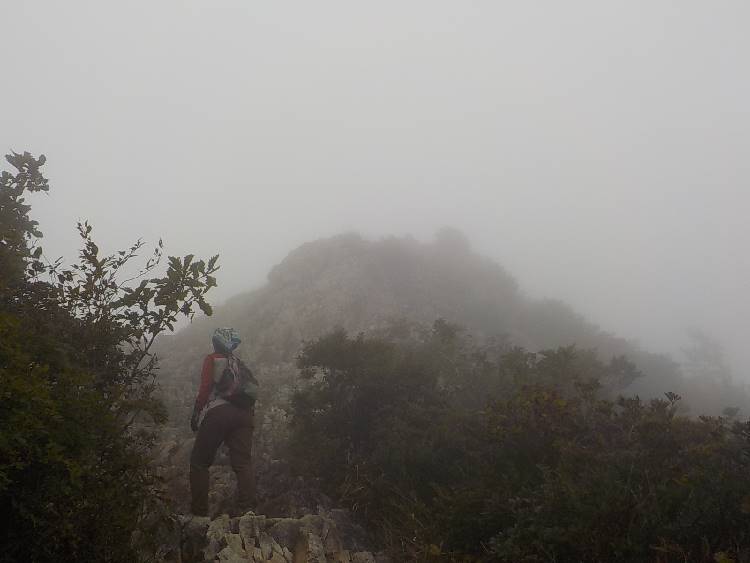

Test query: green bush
[0,152,218,561]
[290,323,750,562]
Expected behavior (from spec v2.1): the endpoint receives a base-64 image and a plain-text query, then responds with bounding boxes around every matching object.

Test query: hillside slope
[155,230,705,420]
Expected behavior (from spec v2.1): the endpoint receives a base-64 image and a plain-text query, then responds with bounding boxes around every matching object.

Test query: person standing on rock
[189,327,260,516]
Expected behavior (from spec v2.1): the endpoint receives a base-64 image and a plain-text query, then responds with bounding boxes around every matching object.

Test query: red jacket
[193,352,226,413]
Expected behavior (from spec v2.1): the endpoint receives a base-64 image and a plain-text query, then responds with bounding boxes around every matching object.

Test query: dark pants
[189,403,255,516]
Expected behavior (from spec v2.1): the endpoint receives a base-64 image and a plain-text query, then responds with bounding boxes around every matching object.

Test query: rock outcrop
[176,510,388,563]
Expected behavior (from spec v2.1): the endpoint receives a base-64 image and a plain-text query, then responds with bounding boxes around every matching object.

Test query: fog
[3,2,749,376]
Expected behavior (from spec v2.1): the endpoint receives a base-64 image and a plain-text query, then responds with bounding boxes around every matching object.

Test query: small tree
[0,151,218,562]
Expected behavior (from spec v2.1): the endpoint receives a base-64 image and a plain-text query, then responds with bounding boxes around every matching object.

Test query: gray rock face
[239,513,267,547]
[267,519,302,549]
[179,510,389,563]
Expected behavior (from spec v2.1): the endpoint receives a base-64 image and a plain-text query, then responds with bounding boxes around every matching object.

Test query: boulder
[216,545,246,562]
[238,512,267,547]
[223,533,245,556]
[259,531,275,559]
[268,518,303,548]
[293,530,327,563]
[204,514,232,560]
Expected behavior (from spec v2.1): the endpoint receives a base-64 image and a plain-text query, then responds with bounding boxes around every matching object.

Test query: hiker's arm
[194,355,214,412]
[191,356,214,430]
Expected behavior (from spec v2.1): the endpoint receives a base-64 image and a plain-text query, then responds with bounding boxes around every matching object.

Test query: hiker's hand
[190,411,200,432]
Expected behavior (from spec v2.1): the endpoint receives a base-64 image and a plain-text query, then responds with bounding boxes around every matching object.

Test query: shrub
[290,323,750,562]
[0,152,218,561]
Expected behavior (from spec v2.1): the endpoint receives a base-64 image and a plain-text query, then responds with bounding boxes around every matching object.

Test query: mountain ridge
[155,229,693,420]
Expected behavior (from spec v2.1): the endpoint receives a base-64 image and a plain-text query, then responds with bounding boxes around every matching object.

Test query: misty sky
[3,2,749,376]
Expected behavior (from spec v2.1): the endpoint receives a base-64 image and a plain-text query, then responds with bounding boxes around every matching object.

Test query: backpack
[213,354,259,409]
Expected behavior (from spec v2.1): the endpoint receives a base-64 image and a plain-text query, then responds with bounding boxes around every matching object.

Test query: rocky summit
[154,230,695,428]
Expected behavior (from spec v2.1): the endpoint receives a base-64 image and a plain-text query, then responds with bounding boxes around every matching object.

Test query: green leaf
[198,300,213,316]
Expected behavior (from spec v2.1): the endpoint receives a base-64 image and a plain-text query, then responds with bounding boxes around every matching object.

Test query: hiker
[189,328,259,516]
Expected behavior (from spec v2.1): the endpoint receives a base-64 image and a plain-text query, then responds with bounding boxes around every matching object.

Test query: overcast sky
[3,2,749,376]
